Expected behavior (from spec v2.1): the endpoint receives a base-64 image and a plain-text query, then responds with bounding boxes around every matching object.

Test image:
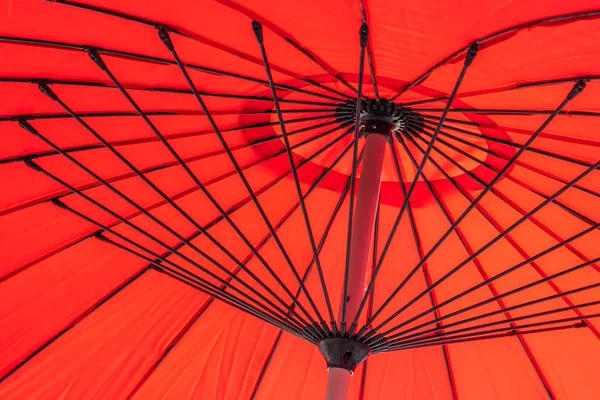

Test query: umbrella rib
[88,49,333,333]
[360,80,587,340]
[341,22,369,335]
[390,9,600,100]
[415,127,600,211]
[352,43,480,336]
[416,107,600,118]
[385,279,600,348]
[0,108,338,123]
[388,139,458,400]
[254,21,336,333]
[0,114,340,167]
[108,130,360,362]
[424,116,600,148]
[0,76,337,107]
[421,117,599,171]
[50,0,354,101]
[415,127,599,228]
[0,266,152,384]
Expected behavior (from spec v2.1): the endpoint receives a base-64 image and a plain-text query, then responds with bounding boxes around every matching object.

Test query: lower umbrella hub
[335,98,425,139]
[318,338,371,374]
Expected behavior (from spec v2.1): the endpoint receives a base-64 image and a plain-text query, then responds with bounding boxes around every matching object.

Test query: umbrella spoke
[399,76,600,107]
[417,107,600,118]
[414,127,599,227]
[0,114,341,167]
[421,116,599,170]
[249,145,364,399]
[353,43,480,337]
[361,80,588,341]
[419,115,600,149]
[254,21,337,334]
[407,129,600,300]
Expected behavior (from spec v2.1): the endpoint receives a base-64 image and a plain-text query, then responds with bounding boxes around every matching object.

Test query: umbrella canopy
[1,0,600,399]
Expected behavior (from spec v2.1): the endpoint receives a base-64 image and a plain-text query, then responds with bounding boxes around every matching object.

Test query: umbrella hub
[335,98,424,139]
[317,337,370,374]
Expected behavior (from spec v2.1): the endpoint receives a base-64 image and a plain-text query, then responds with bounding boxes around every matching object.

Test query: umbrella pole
[326,124,391,400]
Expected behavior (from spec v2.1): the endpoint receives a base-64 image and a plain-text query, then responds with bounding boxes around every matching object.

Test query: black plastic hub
[318,338,370,374]
[335,97,425,139]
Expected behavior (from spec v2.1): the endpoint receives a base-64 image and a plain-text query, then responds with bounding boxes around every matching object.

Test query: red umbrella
[1,0,600,398]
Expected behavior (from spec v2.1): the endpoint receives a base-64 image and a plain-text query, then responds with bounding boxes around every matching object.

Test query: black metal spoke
[413,127,598,228]
[360,80,587,340]
[340,22,369,335]
[420,115,599,170]
[1,113,344,168]
[253,21,337,333]
[370,204,600,346]
[416,107,600,118]
[352,43,480,336]
[421,114,600,148]
[0,108,338,123]
[415,120,600,199]
[394,132,576,392]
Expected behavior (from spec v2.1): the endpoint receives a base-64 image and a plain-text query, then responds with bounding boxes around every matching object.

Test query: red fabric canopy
[1,0,600,399]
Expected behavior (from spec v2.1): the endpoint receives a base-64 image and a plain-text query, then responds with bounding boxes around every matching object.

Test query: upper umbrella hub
[335,97,424,139]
